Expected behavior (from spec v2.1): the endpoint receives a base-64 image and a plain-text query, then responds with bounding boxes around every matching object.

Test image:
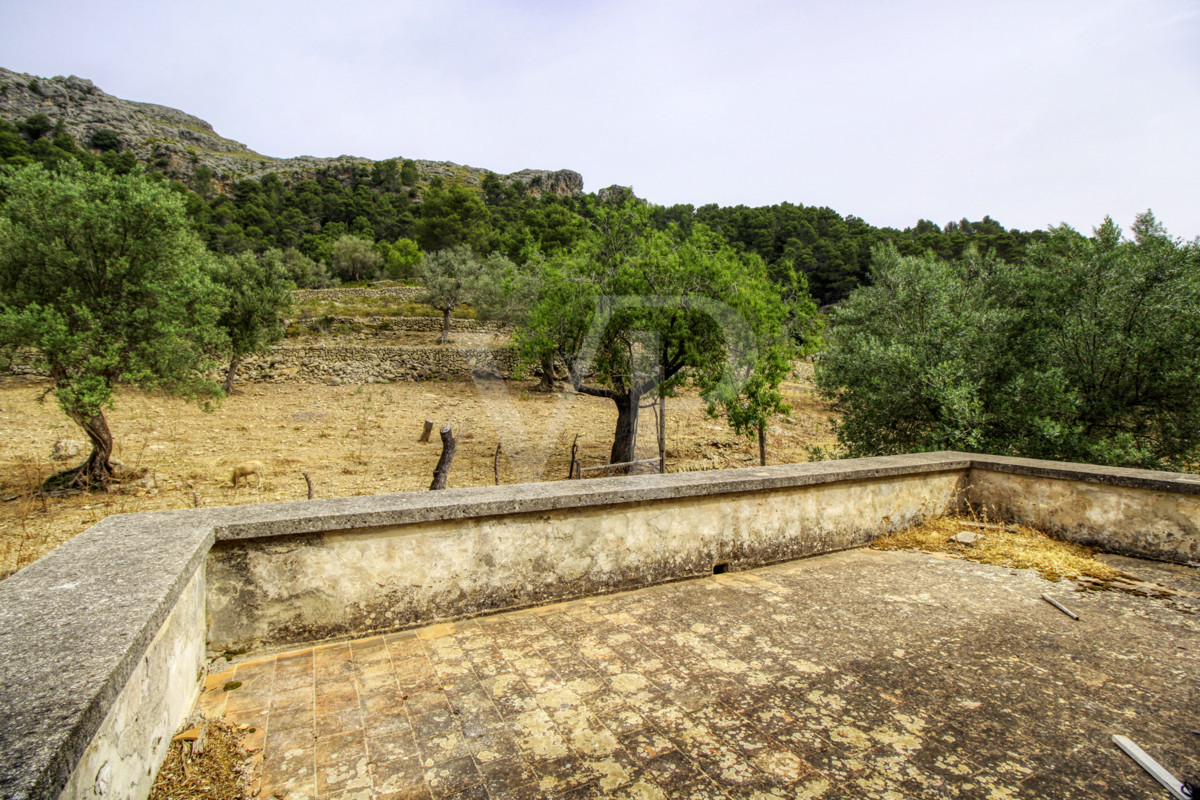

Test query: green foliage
[816,214,1200,470]
[384,237,421,280]
[0,117,97,172]
[0,164,225,482]
[414,182,491,252]
[88,128,122,153]
[17,114,54,142]
[517,199,812,462]
[276,247,334,288]
[400,159,419,186]
[331,234,383,282]
[416,245,514,342]
[691,203,1045,305]
[209,250,295,390]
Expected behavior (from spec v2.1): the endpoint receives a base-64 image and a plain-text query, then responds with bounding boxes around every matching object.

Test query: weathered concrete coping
[1,450,1197,800]
[210,450,970,541]
[967,452,1200,494]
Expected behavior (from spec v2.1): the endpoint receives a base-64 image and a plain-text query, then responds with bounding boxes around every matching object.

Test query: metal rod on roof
[1112,735,1188,800]
[1040,593,1079,620]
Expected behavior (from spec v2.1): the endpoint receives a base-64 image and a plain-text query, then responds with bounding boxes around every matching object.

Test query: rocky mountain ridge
[0,67,584,197]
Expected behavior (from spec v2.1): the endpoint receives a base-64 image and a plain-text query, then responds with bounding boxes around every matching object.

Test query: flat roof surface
[201,548,1200,799]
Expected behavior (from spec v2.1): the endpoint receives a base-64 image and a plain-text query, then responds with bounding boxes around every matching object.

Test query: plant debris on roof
[872,514,1128,583]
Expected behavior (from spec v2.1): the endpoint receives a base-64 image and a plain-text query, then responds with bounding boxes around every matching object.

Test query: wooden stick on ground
[303,472,314,500]
[493,442,502,486]
[429,426,457,490]
[418,419,434,443]
[568,433,579,480]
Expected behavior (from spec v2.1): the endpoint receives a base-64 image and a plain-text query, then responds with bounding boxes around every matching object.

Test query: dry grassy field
[0,363,837,577]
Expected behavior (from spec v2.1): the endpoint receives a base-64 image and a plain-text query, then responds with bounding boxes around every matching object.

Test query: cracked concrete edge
[0,451,1197,800]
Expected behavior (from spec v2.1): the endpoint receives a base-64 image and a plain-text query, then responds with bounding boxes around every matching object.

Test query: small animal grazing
[231,460,265,488]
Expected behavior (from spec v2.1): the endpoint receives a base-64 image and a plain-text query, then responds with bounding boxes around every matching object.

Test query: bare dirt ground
[0,363,836,578]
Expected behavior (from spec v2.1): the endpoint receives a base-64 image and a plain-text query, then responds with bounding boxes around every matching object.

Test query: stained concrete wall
[206,471,966,652]
[58,568,207,800]
[968,459,1200,564]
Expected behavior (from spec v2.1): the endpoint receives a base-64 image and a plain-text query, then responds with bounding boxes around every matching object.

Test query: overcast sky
[3,0,1198,237]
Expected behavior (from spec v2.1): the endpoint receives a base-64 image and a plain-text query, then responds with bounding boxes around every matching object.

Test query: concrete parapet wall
[2,452,1199,800]
[57,568,206,800]
[206,470,964,652]
[966,455,1200,564]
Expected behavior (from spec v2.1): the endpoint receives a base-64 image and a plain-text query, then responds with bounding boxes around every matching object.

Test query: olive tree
[331,234,383,282]
[416,245,512,343]
[816,213,1200,470]
[517,199,811,467]
[210,250,295,393]
[0,164,226,487]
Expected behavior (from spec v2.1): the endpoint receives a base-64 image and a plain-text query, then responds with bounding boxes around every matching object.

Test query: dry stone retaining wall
[297,315,511,334]
[293,286,424,303]
[241,343,521,384]
[7,339,522,384]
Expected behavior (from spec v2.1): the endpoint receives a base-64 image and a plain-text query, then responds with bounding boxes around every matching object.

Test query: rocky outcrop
[597,184,638,204]
[507,169,584,198]
[0,68,587,196]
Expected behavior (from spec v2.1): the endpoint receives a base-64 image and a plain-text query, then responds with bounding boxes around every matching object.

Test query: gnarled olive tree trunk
[608,390,641,466]
[64,408,115,487]
[536,354,559,393]
[223,354,243,394]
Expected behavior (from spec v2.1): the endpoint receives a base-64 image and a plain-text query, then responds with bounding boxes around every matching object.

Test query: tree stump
[418,419,434,443]
[429,426,457,490]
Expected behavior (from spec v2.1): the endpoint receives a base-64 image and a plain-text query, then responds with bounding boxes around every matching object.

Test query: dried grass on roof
[149,718,257,800]
[872,514,1126,583]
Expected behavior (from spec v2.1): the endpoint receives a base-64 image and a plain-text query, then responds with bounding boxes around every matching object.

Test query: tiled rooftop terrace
[204,548,1200,800]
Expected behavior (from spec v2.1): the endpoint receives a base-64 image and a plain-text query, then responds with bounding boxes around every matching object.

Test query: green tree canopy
[416,245,514,343]
[517,199,812,466]
[331,234,383,282]
[414,182,491,252]
[0,164,226,486]
[816,213,1200,470]
[89,129,122,153]
[17,114,53,142]
[276,246,334,288]
[384,237,422,280]
[210,250,295,393]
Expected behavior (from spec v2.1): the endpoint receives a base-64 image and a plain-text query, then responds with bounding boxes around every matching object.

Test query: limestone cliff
[0,67,584,196]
